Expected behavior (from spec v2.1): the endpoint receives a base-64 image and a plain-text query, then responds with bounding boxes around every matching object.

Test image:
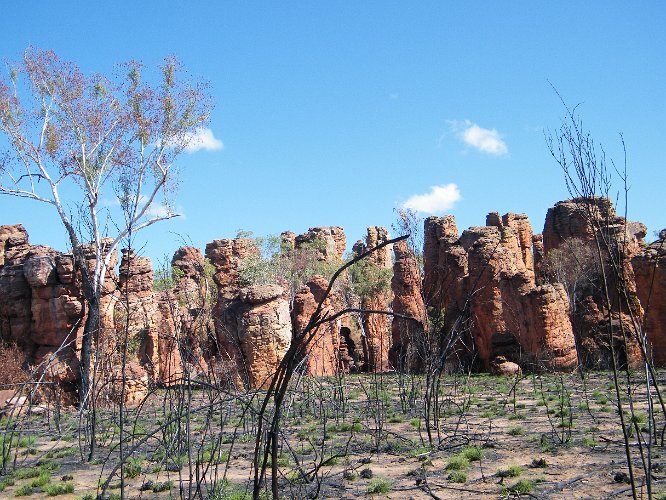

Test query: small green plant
[496,465,522,478]
[447,471,467,483]
[445,455,469,471]
[30,471,51,488]
[507,479,535,495]
[461,446,484,462]
[44,483,74,496]
[124,456,143,479]
[152,480,173,493]
[367,477,393,495]
[14,484,34,496]
[0,477,16,492]
[507,426,525,436]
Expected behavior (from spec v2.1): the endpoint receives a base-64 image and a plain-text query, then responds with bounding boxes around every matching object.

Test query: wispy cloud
[183,127,224,153]
[401,184,461,214]
[449,120,508,156]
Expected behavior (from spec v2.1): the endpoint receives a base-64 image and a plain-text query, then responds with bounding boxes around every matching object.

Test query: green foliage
[124,456,143,479]
[44,483,74,496]
[461,446,484,462]
[14,484,33,496]
[367,477,393,494]
[507,425,525,436]
[152,480,173,493]
[30,471,50,488]
[347,256,392,300]
[445,455,469,471]
[447,471,467,483]
[153,265,185,292]
[237,234,339,296]
[506,479,535,495]
[496,465,522,478]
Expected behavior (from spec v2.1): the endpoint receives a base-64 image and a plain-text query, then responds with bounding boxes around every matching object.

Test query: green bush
[508,479,535,494]
[445,455,469,471]
[30,471,50,488]
[447,471,467,483]
[496,465,522,478]
[461,446,484,462]
[124,456,143,479]
[45,483,74,496]
[367,477,393,495]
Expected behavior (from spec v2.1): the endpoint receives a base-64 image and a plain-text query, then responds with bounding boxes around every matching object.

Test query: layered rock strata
[222,284,292,389]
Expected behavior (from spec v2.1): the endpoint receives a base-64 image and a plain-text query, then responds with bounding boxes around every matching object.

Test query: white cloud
[183,127,224,153]
[401,184,461,214]
[146,202,173,218]
[450,120,508,156]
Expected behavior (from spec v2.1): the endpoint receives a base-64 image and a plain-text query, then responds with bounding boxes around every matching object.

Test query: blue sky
[1,2,664,264]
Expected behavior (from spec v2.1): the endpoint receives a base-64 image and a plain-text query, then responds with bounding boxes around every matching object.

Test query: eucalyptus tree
[0,47,213,408]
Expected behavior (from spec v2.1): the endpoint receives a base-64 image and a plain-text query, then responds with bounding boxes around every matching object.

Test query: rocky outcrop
[205,237,259,363]
[423,214,578,372]
[169,246,213,374]
[222,284,292,389]
[390,239,427,371]
[632,233,666,364]
[520,283,578,370]
[541,198,645,368]
[0,225,34,347]
[423,215,465,315]
[353,227,392,372]
[115,250,161,384]
[543,197,646,255]
[205,238,259,298]
[295,227,346,262]
[291,276,340,376]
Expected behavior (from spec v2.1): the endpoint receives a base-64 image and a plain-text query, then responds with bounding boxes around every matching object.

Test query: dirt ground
[0,371,663,499]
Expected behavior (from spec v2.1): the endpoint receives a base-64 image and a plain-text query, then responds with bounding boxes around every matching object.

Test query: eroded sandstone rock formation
[632,232,666,364]
[222,284,292,389]
[352,227,392,372]
[390,239,427,371]
[423,213,578,372]
[291,275,341,376]
[542,198,645,368]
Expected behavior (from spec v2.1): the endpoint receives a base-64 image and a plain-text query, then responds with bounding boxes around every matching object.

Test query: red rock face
[519,283,578,370]
[115,250,164,381]
[169,246,212,374]
[502,213,535,275]
[532,234,544,277]
[632,235,666,364]
[542,197,646,255]
[423,214,578,372]
[0,225,34,346]
[205,238,259,296]
[352,227,392,372]
[205,238,260,358]
[292,275,341,376]
[222,284,292,389]
[26,249,85,348]
[541,198,645,369]
[295,227,346,262]
[390,239,427,371]
[423,215,461,313]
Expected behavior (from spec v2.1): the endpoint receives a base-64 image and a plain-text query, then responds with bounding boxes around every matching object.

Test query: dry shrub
[0,342,28,386]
